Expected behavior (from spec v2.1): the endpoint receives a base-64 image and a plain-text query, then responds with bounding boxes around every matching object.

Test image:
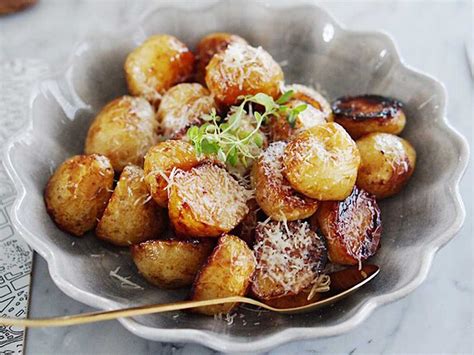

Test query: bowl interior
[6,0,465,346]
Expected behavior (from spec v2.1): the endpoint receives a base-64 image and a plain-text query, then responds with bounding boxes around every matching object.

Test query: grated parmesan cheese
[109,266,144,290]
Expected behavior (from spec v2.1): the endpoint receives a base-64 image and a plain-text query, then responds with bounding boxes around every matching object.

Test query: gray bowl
[2,0,469,352]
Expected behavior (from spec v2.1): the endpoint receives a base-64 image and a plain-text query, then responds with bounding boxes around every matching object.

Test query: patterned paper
[0,60,48,354]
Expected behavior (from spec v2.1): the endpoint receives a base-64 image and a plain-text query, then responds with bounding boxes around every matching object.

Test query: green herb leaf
[276,90,294,104]
[201,139,219,154]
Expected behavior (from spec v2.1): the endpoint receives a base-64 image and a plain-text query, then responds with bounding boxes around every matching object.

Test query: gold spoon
[0,265,379,327]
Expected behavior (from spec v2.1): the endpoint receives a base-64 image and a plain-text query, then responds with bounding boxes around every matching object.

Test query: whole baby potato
[143,140,202,207]
[269,84,333,142]
[131,238,215,288]
[84,96,158,173]
[205,42,284,107]
[194,32,247,85]
[96,165,165,246]
[191,234,256,315]
[168,163,250,237]
[251,141,318,221]
[157,83,216,139]
[124,34,195,103]
[44,154,114,237]
[283,122,361,201]
[356,132,416,199]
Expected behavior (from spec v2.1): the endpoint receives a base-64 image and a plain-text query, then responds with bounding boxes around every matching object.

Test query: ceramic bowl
[3,0,469,352]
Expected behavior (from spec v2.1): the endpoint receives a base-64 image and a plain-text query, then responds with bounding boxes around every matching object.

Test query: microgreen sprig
[186,90,307,169]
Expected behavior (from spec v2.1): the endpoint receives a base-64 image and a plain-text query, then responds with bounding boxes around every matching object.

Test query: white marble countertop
[1,0,472,354]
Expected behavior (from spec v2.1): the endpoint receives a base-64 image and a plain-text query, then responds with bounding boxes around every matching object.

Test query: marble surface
[0,0,472,354]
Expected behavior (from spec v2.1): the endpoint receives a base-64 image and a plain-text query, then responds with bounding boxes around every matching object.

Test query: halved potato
[195,32,247,85]
[191,234,256,315]
[251,141,318,221]
[168,163,250,237]
[157,83,216,139]
[283,122,361,201]
[263,289,322,309]
[143,140,202,207]
[44,154,114,236]
[96,165,165,246]
[356,132,416,199]
[84,96,158,172]
[332,95,406,139]
[313,186,382,266]
[131,238,215,288]
[268,84,333,142]
[205,42,284,107]
[251,220,327,300]
[124,34,194,103]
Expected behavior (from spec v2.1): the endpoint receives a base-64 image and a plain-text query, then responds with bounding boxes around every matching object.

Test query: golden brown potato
[251,141,318,221]
[96,165,165,246]
[263,289,322,309]
[313,186,381,266]
[269,84,333,142]
[251,220,327,300]
[195,32,248,86]
[44,154,114,236]
[356,132,416,199]
[332,95,406,139]
[205,42,284,107]
[191,234,256,315]
[283,122,361,201]
[84,96,158,173]
[143,140,202,207]
[124,34,194,103]
[168,163,250,237]
[157,83,216,138]
[131,238,215,288]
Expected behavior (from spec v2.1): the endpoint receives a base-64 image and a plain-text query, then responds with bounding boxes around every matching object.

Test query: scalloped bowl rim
[2,0,469,352]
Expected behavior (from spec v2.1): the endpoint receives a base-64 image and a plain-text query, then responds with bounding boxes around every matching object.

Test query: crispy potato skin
[251,142,318,221]
[157,83,216,139]
[44,154,114,236]
[195,32,247,86]
[124,35,194,103]
[283,122,361,201]
[191,234,256,315]
[143,140,202,207]
[251,221,327,300]
[131,238,215,288]
[269,84,333,142]
[84,96,158,172]
[356,133,416,199]
[263,289,322,309]
[332,95,406,139]
[313,186,382,265]
[96,166,165,246]
[231,198,260,246]
[168,163,249,237]
[205,43,284,107]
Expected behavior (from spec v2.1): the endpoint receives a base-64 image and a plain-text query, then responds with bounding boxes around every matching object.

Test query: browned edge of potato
[131,238,215,288]
[190,234,256,315]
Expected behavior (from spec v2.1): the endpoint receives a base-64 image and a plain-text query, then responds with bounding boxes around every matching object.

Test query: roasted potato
[191,234,256,315]
[168,163,250,237]
[268,84,333,142]
[195,32,248,86]
[131,238,215,288]
[143,140,202,207]
[44,154,114,236]
[231,198,260,246]
[157,83,216,139]
[283,122,361,201]
[96,165,165,246]
[263,289,322,309]
[356,133,416,199]
[251,141,318,221]
[84,96,158,172]
[332,95,406,139]
[251,220,327,300]
[124,34,194,103]
[313,186,382,266]
[205,42,284,107]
